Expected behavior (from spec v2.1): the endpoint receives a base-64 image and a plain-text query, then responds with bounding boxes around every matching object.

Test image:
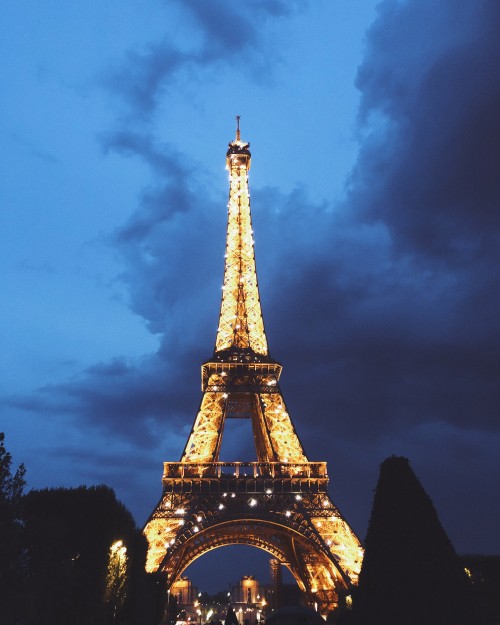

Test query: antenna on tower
[236,115,241,141]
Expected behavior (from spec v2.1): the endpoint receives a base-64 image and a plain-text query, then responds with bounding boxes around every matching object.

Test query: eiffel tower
[144,119,363,614]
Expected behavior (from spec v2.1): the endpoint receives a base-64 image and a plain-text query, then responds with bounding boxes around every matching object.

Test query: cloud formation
[352,0,500,258]
[7,0,500,552]
[104,0,306,119]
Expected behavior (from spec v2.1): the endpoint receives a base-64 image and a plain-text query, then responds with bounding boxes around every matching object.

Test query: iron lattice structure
[144,122,363,614]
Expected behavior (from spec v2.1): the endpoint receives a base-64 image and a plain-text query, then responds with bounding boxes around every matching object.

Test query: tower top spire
[227,117,251,165]
[236,115,241,142]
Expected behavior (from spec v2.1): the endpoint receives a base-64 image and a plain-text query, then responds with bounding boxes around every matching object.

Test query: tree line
[0,432,167,625]
[3,433,499,625]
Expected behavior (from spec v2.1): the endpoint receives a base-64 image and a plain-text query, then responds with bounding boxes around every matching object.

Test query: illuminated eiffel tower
[144,119,363,614]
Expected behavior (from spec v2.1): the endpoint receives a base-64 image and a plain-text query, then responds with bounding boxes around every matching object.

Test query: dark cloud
[351,0,500,259]
[7,344,205,449]
[8,0,500,554]
[103,0,306,119]
[101,131,197,241]
[179,0,304,52]
[309,0,500,445]
[180,1,258,53]
[6,135,223,446]
[103,43,193,118]
[248,190,500,447]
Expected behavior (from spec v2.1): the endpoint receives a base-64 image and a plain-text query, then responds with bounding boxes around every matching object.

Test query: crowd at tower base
[170,574,303,625]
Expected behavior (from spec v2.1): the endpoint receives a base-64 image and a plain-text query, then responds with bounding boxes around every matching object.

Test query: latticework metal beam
[144,124,363,615]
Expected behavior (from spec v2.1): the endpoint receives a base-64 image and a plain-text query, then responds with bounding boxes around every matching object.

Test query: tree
[352,456,477,625]
[104,539,129,622]
[20,484,167,625]
[0,432,27,624]
[21,484,139,625]
[123,533,169,625]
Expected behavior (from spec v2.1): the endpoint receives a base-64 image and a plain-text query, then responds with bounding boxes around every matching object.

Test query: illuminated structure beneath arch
[144,120,363,614]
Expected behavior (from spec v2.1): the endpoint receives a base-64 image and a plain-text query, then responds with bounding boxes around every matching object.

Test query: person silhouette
[224,606,239,625]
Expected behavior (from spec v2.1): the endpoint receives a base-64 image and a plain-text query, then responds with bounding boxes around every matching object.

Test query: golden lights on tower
[215,122,268,356]
[143,120,363,615]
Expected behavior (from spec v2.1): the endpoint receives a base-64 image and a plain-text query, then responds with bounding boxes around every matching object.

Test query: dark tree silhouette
[0,438,166,625]
[0,432,27,625]
[20,484,153,625]
[461,555,500,625]
[352,456,476,625]
[21,485,135,624]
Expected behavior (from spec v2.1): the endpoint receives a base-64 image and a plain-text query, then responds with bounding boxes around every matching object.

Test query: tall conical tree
[352,456,476,625]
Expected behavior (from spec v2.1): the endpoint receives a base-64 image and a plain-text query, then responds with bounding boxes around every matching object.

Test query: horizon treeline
[0,432,166,625]
[3,434,499,625]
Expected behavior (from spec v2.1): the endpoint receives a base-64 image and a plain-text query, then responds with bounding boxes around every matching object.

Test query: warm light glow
[215,136,268,356]
[142,128,365,615]
[105,539,128,613]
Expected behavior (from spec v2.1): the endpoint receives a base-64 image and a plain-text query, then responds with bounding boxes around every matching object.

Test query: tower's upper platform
[226,117,251,169]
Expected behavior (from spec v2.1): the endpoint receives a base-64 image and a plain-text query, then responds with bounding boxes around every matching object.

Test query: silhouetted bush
[352,456,477,625]
[20,484,162,625]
